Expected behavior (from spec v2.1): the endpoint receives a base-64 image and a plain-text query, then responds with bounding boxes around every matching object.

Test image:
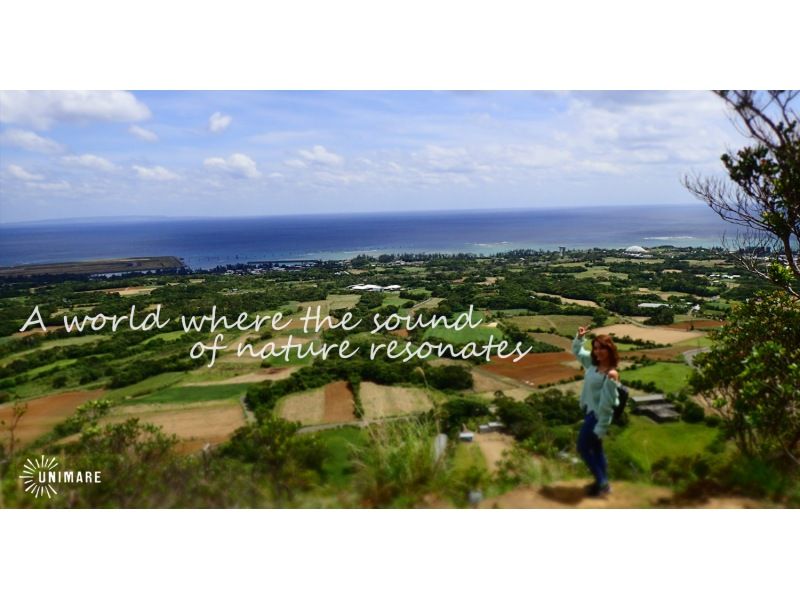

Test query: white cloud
[133,165,180,181]
[27,181,71,191]
[129,125,158,142]
[62,154,116,171]
[0,128,64,153]
[284,159,307,168]
[0,91,151,130]
[203,153,261,178]
[208,112,232,133]
[297,145,343,166]
[7,164,44,181]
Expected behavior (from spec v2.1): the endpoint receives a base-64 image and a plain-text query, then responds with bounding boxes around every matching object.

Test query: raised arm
[572,326,593,370]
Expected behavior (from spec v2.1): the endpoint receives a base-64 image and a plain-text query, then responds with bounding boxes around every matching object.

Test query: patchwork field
[104,398,246,452]
[277,388,326,425]
[482,352,579,387]
[471,368,522,393]
[591,324,703,345]
[528,332,574,351]
[182,367,296,386]
[531,292,600,308]
[666,319,727,331]
[323,381,357,423]
[504,315,593,337]
[126,383,249,405]
[0,389,105,446]
[360,382,432,419]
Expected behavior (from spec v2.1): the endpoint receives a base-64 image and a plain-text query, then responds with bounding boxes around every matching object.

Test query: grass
[315,427,368,488]
[423,325,504,344]
[382,293,412,307]
[674,335,715,348]
[504,314,593,337]
[104,371,190,400]
[607,415,720,475]
[327,294,360,310]
[142,330,188,344]
[573,266,628,280]
[126,383,250,405]
[622,362,694,394]
[452,442,487,472]
[25,358,78,378]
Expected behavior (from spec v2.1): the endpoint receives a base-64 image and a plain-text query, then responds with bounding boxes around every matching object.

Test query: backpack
[604,372,630,424]
[613,383,630,424]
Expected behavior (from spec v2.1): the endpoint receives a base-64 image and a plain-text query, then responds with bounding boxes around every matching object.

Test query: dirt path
[473,432,513,474]
[480,479,673,508]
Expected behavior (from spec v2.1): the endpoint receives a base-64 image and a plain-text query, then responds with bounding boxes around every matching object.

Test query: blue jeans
[577,412,608,487]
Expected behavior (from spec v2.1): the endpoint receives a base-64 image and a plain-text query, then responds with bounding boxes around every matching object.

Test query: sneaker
[587,483,611,498]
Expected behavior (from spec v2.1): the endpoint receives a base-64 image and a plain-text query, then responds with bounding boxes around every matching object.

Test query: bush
[681,401,705,423]
[691,291,800,463]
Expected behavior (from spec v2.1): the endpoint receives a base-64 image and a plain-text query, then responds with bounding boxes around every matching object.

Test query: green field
[315,427,368,488]
[607,416,720,474]
[423,325,504,344]
[504,314,593,337]
[104,371,190,400]
[126,383,250,405]
[622,362,694,394]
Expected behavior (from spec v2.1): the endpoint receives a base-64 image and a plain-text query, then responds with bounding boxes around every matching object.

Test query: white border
[2,1,799,593]
[2,0,799,89]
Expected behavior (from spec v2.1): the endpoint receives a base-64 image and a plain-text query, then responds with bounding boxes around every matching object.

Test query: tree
[690,291,800,465]
[683,91,800,297]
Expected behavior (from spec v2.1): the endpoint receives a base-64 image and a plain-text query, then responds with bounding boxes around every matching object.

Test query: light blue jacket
[572,333,619,437]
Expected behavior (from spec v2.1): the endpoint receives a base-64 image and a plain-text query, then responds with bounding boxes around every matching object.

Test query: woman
[572,326,620,497]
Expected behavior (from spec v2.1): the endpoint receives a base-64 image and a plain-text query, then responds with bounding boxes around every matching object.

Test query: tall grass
[351,418,445,507]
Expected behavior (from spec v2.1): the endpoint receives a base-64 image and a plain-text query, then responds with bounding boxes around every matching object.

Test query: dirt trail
[473,432,514,474]
[479,480,770,508]
[481,479,673,508]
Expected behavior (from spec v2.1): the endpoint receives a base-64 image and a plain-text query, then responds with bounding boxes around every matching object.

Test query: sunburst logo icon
[19,455,59,498]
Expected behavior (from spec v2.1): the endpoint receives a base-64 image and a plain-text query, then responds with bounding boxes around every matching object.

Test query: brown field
[529,332,573,351]
[389,328,410,338]
[0,389,104,446]
[532,292,600,308]
[471,369,521,393]
[104,399,245,452]
[323,381,357,424]
[666,319,727,331]
[276,388,326,425]
[360,382,432,419]
[590,324,703,345]
[481,352,579,387]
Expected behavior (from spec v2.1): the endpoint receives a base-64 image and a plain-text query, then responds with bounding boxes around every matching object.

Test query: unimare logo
[18,455,102,499]
[19,455,59,498]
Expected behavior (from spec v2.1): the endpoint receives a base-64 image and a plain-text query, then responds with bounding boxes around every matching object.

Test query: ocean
[0,204,739,269]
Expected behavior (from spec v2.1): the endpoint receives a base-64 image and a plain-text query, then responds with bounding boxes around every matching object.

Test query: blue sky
[0,90,747,223]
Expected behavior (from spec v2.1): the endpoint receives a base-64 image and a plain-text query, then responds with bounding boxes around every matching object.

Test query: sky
[0,90,752,224]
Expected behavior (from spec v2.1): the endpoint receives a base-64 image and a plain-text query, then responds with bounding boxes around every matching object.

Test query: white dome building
[624,245,648,254]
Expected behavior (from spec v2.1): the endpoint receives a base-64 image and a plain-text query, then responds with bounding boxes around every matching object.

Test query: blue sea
[0,205,739,270]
